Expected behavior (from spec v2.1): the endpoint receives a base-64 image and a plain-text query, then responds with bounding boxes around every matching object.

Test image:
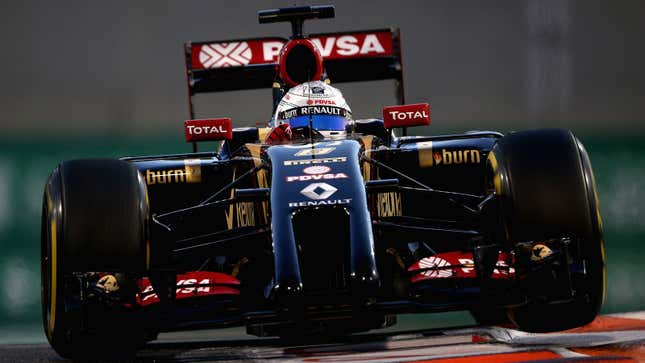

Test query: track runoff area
[0,311,642,362]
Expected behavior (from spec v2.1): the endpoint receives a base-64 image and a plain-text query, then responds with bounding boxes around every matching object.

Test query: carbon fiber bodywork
[105,128,539,333]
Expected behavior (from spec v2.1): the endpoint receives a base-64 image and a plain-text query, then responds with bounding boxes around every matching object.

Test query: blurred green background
[1,0,643,344]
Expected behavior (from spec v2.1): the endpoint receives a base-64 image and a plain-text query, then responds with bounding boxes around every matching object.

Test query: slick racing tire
[489,129,605,332]
[41,159,150,359]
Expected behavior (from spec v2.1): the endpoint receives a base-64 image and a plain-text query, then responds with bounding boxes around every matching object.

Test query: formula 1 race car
[41,5,606,359]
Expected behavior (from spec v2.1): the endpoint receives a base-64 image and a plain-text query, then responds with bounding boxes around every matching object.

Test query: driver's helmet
[273,81,352,138]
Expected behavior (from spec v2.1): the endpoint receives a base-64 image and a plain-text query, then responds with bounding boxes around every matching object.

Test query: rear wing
[184,28,404,118]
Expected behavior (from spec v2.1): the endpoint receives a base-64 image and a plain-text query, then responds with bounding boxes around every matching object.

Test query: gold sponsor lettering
[418,145,481,168]
[434,149,481,165]
[235,202,255,228]
[225,167,237,230]
[225,204,234,230]
[144,160,202,185]
[377,192,402,217]
[226,201,257,229]
[145,169,185,184]
[224,152,263,230]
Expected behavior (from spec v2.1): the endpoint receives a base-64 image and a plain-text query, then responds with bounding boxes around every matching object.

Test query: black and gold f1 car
[41,6,605,359]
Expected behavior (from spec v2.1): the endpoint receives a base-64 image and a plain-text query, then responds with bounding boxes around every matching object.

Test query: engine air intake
[278,39,323,87]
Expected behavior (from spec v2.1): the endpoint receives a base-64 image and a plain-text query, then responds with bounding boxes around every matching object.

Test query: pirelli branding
[376,191,402,217]
[415,141,481,168]
[283,156,347,166]
[144,159,202,185]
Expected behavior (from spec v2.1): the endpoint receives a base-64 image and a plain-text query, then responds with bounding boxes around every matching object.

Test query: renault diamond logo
[300,182,337,200]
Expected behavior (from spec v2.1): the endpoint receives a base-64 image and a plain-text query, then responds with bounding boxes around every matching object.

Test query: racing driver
[265,80,352,144]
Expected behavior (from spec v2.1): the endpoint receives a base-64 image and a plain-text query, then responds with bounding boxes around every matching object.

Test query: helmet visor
[287,115,349,131]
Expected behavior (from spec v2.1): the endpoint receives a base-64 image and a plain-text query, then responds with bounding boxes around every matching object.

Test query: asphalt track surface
[1,312,643,363]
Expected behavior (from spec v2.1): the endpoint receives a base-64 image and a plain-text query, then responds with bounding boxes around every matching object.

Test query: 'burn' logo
[144,160,202,185]
[432,149,481,166]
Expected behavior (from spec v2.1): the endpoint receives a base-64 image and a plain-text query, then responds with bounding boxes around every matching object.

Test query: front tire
[41,159,150,359]
[489,129,605,332]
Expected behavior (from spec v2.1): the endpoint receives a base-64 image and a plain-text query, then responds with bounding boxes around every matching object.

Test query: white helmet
[273,81,352,138]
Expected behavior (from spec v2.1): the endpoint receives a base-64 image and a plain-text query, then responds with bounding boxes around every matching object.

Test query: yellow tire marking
[487,151,510,240]
[594,187,606,306]
[487,151,502,195]
[44,187,56,339]
[49,219,57,337]
[586,160,606,307]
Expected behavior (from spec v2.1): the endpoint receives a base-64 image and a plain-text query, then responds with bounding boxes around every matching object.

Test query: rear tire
[489,129,605,332]
[41,159,150,359]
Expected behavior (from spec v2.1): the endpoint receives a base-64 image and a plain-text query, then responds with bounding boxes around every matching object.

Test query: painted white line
[608,310,645,320]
